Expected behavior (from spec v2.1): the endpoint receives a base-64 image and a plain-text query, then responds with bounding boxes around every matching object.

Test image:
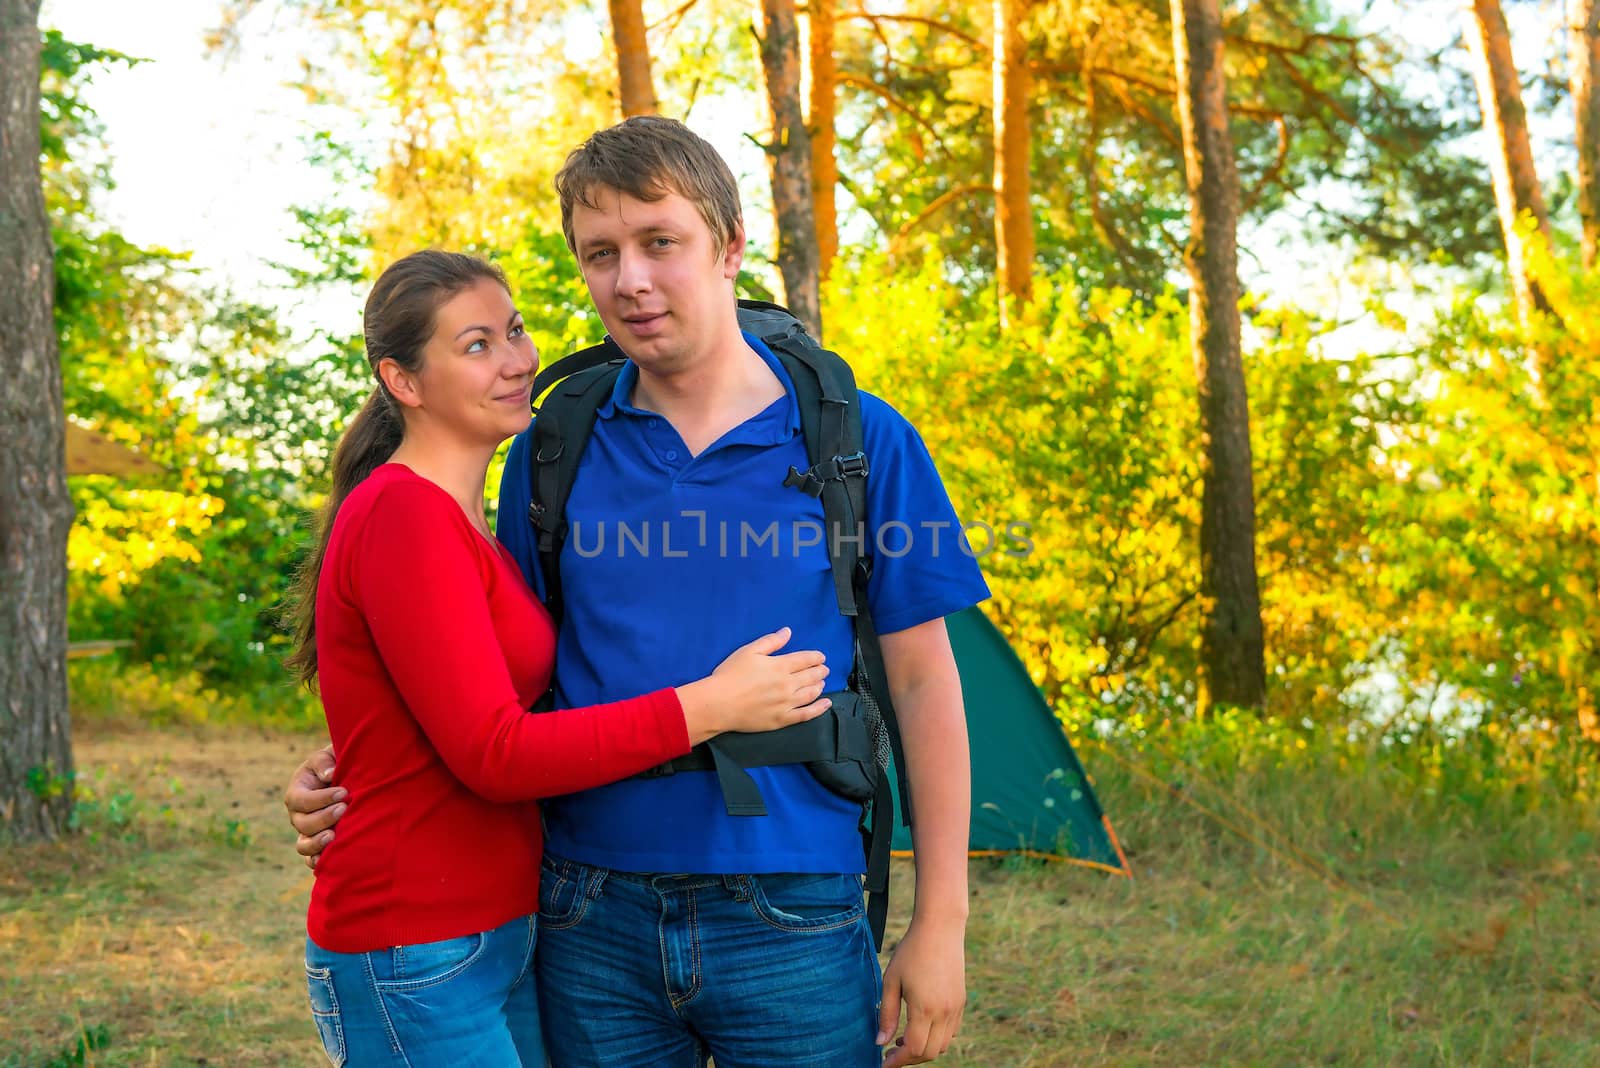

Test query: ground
[2,714,1597,1066]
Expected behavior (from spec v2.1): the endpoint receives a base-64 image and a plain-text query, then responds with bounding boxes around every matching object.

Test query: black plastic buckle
[784,452,868,498]
[783,466,826,497]
[834,451,869,479]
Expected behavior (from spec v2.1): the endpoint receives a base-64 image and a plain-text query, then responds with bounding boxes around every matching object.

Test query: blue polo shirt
[498,333,989,874]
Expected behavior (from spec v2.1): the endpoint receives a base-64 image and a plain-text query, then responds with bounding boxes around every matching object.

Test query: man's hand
[874,619,970,1065]
[877,915,966,1066]
[284,745,345,870]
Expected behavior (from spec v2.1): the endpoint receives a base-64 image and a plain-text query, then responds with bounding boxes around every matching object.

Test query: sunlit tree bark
[608,0,659,117]
[1464,0,1556,323]
[993,0,1035,319]
[1171,0,1266,711]
[1572,0,1600,269]
[808,0,839,280]
[760,0,822,336]
[1,0,76,841]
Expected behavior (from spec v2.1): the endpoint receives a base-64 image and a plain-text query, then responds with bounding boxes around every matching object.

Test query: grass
[3,709,1597,1066]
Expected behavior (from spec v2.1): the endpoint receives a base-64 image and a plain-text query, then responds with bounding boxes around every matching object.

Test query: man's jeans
[536,854,882,1068]
[304,913,543,1067]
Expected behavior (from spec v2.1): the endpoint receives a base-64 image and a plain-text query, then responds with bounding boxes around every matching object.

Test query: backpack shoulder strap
[740,300,912,950]
[530,337,628,402]
[528,338,627,624]
[738,302,865,619]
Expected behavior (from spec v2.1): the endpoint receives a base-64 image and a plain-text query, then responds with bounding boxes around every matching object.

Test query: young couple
[284,116,988,1067]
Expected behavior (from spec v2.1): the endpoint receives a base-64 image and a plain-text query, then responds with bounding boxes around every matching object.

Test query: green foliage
[46,32,376,689]
[834,259,1199,701]
[1359,254,1600,737]
[45,4,1600,778]
[39,30,139,173]
[67,785,140,837]
[0,1024,113,1068]
[24,763,73,802]
[69,659,320,730]
[828,252,1598,741]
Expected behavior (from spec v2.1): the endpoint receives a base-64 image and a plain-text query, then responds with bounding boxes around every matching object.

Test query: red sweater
[307,463,690,952]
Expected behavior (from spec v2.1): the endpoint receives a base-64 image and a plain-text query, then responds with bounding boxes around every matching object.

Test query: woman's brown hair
[284,250,508,687]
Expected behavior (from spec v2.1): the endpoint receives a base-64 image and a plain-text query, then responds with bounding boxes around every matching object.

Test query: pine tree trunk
[1572,0,1600,269]
[1,0,76,841]
[1171,0,1266,711]
[1465,0,1556,320]
[608,0,658,117]
[992,0,1035,319]
[808,0,839,280]
[760,0,822,338]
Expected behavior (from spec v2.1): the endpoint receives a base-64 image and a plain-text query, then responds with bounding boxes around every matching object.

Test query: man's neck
[631,329,785,457]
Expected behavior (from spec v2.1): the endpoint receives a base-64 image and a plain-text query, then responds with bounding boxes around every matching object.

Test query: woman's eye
[466,339,487,353]
[509,323,525,338]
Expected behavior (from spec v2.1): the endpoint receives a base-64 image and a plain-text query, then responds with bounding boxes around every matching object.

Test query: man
[288,116,988,1067]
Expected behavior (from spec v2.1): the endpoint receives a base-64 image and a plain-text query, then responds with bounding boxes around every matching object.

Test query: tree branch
[889,183,993,253]
[837,9,986,52]
[837,71,951,152]
[648,0,702,38]
[1241,114,1292,215]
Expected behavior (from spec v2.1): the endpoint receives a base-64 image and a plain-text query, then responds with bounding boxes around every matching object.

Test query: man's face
[569,186,744,375]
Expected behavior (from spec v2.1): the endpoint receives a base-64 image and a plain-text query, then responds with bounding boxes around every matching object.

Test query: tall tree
[808,0,839,279]
[830,2,1499,301]
[608,0,659,116]
[759,0,822,336]
[1170,0,1266,710]
[1464,0,1556,323]
[1573,0,1600,269]
[993,0,1035,316]
[1,1,76,841]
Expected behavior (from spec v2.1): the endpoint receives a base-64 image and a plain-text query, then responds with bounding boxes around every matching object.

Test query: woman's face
[409,277,539,447]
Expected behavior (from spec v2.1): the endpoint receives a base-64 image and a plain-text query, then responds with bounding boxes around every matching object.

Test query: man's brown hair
[555,116,742,256]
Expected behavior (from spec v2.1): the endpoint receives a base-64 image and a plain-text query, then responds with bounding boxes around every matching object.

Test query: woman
[285,250,831,1066]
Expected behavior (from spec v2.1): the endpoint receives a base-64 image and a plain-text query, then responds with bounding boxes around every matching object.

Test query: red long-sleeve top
[307,463,691,952]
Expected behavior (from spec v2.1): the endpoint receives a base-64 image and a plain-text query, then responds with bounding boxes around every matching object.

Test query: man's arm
[875,618,970,1068]
[286,745,345,869]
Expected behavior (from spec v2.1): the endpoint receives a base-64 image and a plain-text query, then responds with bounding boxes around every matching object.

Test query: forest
[2,0,1598,1064]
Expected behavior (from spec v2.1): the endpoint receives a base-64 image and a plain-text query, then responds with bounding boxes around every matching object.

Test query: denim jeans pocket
[373,931,487,992]
[304,964,346,1067]
[746,873,866,933]
[540,856,600,930]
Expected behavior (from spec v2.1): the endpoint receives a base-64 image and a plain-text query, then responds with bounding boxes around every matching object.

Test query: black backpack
[525,300,911,948]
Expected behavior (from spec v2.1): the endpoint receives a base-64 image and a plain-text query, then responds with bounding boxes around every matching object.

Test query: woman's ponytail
[283,387,403,686]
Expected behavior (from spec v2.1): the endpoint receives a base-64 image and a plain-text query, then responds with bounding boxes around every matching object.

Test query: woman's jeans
[535,855,883,1068]
[304,913,543,1067]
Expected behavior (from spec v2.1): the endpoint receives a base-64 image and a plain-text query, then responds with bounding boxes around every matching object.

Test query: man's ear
[377,358,423,409]
[720,220,746,280]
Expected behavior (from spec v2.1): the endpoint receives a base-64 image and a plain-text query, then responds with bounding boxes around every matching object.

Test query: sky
[42,0,357,328]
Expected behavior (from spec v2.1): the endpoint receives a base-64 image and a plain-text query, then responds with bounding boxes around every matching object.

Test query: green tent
[888,607,1130,876]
